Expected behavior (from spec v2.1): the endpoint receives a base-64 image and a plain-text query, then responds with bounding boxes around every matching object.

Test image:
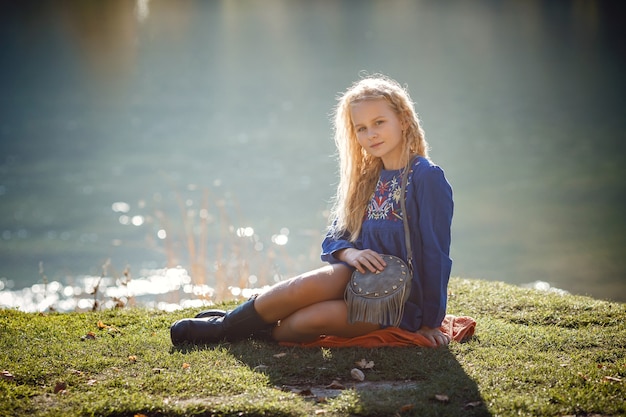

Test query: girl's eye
[356,126,366,132]
[376,120,384,125]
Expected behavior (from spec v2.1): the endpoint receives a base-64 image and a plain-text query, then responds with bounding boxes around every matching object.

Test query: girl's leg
[253,263,353,323]
[273,299,380,342]
[170,263,379,345]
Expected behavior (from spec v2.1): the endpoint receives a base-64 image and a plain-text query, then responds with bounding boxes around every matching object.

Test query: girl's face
[350,98,406,170]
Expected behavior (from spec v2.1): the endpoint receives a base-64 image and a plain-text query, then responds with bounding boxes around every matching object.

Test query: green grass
[1,278,624,416]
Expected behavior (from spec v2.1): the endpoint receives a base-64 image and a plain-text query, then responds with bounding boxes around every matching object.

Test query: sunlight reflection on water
[0,273,571,314]
[0,267,268,313]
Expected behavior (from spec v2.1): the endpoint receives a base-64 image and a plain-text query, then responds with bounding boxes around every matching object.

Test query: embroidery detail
[366,175,403,221]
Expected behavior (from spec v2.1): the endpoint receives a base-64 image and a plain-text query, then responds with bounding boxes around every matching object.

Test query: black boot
[193,309,275,341]
[194,309,228,318]
[170,298,273,346]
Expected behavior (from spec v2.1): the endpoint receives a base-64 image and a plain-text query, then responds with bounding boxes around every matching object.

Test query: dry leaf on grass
[434,394,449,403]
[97,320,120,334]
[81,331,96,341]
[603,376,622,382]
[1,370,15,382]
[464,401,482,409]
[182,363,191,369]
[399,403,415,413]
[326,380,345,389]
[54,381,67,394]
[128,355,137,363]
[273,352,287,358]
[355,358,375,369]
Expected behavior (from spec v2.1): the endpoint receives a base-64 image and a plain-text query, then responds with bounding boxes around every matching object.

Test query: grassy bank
[1,277,624,416]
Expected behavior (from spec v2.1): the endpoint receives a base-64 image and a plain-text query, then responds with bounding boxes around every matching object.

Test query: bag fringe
[345,284,408,327]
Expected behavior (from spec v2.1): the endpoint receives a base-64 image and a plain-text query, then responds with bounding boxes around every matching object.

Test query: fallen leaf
[81,331,96,341]
[134,414,148,417]
[273,352,287,358]
[604,376,622,382]
[86,379,98,386]
[350,368,365,381]
[314,409,327,415]
[326,380,345,389]
[152,368,165,374]
[464,401,482,409]
[434,394,449,403]
[54,381,67,394]
[128,355,137,363]
[182,363,190,369]
[399,404,415,413]
[97,320,109,329]
[355,358,375,369]
[1,370,15,382]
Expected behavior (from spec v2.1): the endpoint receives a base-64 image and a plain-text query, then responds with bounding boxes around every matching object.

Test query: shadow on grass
[173,339,490,416]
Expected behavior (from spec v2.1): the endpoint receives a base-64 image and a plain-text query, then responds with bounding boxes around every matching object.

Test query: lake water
[1,0,625,311]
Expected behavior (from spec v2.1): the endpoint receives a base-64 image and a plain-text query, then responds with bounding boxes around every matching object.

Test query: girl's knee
[284,265,350,299]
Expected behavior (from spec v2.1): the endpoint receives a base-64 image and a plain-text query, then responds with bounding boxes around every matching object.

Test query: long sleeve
[320,226,356,264]
[412,164,453,328]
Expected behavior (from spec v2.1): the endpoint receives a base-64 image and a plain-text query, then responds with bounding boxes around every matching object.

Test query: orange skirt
[279,315,476,348]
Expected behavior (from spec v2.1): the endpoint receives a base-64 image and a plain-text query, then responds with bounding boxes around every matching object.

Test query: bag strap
[399,156,418,275]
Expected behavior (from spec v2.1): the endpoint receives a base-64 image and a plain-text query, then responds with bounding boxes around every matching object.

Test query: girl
[170,75,453,347]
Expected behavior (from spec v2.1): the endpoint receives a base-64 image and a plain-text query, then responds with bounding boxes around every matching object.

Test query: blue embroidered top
[321,156,453,331]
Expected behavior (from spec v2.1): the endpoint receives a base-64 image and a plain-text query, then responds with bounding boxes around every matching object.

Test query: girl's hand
[416,326,450,347]
[336,248,386,274]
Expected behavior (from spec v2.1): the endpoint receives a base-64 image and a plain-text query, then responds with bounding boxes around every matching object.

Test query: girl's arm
[321,226,386,273]
[320,228,355,264]
[414,163,454,329]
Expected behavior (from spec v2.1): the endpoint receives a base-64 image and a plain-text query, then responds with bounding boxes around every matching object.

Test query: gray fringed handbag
[344,159,416,327]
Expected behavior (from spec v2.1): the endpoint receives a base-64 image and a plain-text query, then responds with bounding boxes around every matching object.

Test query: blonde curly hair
[329,75,429,241]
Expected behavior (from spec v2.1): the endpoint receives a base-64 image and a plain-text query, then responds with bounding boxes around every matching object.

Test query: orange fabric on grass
[279,315,476,348]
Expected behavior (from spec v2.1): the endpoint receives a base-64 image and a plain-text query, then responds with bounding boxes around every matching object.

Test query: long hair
[329,74,429,241]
